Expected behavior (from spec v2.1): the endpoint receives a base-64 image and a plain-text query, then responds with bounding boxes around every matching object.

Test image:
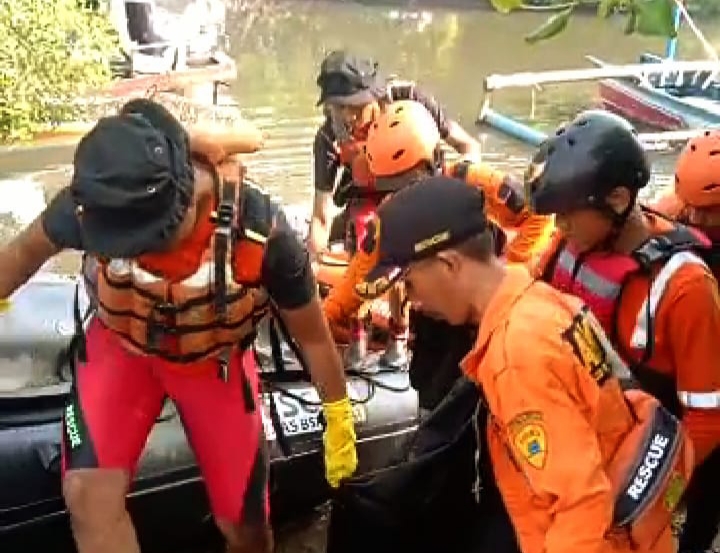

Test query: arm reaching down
[261,223,357,487]
[444,120,481,160]
[322,246,379,325]
[0,187,79,299]
[309,120,343,255]
[404,85,480,160]
[662,266,720,463]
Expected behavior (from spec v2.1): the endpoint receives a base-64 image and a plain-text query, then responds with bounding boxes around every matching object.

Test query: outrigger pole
[476,0,720,152]
[484,59,720,92]
[477,58,718,150]
[478,101,706,151]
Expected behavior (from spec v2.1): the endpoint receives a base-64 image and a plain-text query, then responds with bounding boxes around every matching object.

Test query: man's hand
[322,397,358,487]
[261,226,359,486]
[0,212,62,300]
[278,296,358,486]
[445,120,481,161]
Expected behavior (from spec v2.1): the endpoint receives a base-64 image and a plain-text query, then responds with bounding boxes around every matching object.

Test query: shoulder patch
[561,306,628,385]
[508,411,547,470]
[663,472,686,511]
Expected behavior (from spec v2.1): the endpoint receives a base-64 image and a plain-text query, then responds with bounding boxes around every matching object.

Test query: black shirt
[41,184,316,310]
[313,83,451,193]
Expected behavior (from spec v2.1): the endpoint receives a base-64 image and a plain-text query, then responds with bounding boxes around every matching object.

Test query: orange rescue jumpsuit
[462,265,674,553]
[322,163,554,324]
[535,212,720,464]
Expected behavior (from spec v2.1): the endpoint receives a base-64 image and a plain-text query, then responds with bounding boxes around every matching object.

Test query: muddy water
[4,3,719,259]
[2,2,720,551]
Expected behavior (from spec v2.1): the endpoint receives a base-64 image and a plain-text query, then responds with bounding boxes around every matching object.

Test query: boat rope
[671,0,719,89]
[261,364,411,409]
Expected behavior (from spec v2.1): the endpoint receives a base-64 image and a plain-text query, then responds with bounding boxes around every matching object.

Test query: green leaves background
[489,0,679,43]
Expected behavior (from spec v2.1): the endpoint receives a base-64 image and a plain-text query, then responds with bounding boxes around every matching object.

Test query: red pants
[61,319,268,523]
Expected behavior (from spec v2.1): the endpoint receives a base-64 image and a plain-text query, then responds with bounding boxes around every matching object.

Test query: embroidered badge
[562,307,615,385]
[509,411,547,470]
[663,471,685,511]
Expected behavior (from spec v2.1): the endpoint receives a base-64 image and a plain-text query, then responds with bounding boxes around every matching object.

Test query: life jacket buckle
[154,302,176,313]
[633,236,670,268]
[212,199,235,229]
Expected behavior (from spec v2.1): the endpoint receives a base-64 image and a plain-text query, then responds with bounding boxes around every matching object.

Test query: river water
[1,1,720,551]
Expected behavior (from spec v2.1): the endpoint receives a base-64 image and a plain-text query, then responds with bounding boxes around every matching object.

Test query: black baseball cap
[316,50,385,106]
[69,110,194,258]
[355,176,489,299]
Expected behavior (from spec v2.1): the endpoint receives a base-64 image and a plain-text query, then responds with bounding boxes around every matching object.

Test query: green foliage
[0,0,119,142]
[489,0,679,43]
[525,6,573,43]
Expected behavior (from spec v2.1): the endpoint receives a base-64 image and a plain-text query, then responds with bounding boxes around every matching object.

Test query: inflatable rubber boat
[0,273,418,552]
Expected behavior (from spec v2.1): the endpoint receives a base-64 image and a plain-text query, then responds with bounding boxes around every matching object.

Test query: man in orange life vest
[310,52,479,368]
[323,100,553,407]
[649,130,720,553]
[0,99,357,553]
[309,50,480,257]
[353,176,690,553]
[524,111,720,515]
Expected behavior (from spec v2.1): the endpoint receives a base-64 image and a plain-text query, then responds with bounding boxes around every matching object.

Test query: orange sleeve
[444,162,555,263]
[661,264,720,463]
[322,248,377,324]
[504,214,556,264]
[497,309,612,553]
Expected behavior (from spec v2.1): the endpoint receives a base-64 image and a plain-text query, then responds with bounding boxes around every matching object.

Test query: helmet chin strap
[432,146,444,174]
[586,192,638,253]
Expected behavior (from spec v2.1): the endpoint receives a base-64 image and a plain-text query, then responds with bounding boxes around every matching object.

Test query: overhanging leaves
[633,0,677,37]
[524,6,574,44]
[489,0,524,15]
[597,0,625,18]
[487,0,680,42]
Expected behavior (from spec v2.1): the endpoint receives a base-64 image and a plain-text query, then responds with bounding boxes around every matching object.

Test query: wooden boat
[477,59,712,150]
[104,50,236,100]
[597,53,720,131]
[477,3,720,146]
[100,0,236,102]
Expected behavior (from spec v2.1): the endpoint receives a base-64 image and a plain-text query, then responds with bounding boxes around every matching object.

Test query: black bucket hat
[70,100,194,258]
[316,50,386,107]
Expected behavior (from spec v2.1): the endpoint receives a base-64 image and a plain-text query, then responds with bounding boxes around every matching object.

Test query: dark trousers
[678,446,720,552]
[325,379,520,553]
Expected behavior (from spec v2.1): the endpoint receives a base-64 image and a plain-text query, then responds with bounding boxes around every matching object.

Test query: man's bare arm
[0,215,60,298]
[445,120,481,159]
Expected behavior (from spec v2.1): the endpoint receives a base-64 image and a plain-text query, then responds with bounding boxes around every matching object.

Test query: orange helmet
[365,100,440,177]
[675,130,720,207]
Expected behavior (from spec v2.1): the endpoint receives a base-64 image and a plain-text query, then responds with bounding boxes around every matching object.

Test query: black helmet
[525,110,650,216]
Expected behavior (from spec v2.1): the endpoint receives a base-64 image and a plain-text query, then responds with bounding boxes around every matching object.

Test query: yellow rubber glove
[322,396,358,488]
[0,298,10,312]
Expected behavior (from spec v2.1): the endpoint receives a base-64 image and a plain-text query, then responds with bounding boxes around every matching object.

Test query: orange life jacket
[89,130,271,365]
[536,216,711,416]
